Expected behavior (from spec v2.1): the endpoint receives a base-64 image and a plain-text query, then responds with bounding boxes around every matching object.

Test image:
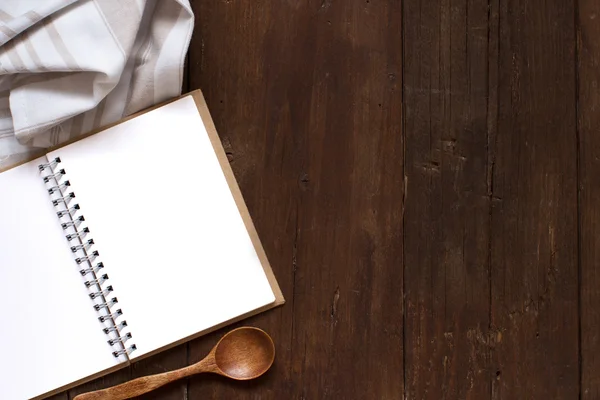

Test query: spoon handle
[73,358,216,400]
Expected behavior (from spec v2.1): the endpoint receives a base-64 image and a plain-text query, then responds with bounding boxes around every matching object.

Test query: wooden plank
[578,0,600,398]
[287,0,404,396]
[186,1,299,399]
[187,0,403,398]
[403,0,493,398]
[489,0,579,398]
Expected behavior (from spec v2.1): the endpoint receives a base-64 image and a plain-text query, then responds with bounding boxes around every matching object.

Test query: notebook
[0,90,284,400]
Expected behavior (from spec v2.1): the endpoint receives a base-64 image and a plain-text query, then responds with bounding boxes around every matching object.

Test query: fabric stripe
[92,0,141,54]
[21,31,49,72]
[2,40,27,72]
[0,25,15,37]
[52,125,61,145]
[0,10,13,22]
[125,0,181,115]
[123,38,149,114]
[13,72,73,88]
[68,113,84,138]
[47,126,56,146]
[0,48,15,71]
[23,10,42,24]
[153,6,190,102]
[45,16,79,69]
[93,98,107,129]
[0,10,16,39]
[123,0,157,114]
[58,119,71,143]
[0,94,14,133]
[81,106,97,135]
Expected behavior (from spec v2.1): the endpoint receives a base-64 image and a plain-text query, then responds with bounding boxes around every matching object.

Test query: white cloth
[0,0,193,170]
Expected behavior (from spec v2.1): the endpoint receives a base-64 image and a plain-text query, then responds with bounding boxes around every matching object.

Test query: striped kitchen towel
[0,0,193,170]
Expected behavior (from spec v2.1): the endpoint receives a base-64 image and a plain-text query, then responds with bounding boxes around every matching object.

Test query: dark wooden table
[56,0,600,398]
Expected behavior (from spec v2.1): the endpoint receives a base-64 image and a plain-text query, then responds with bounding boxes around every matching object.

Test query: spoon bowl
[214,326,275,380]
[73,327,276,400]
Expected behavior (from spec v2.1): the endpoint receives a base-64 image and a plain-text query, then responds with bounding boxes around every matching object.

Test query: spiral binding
[63,216,85,231]
[57,204,80,218]
[52,192,75,207]
[103,320,128,334]
[72,239,95,253]
[43,168,65,183]
[94,297,118,311]
[67,227,90,241]
[109,332,133,346]
[89,285,113,299]
[79,262,104,276]
[76,250,99,265]
[113,345,137,357]
[48,180,70,194]
[39,157,136,359]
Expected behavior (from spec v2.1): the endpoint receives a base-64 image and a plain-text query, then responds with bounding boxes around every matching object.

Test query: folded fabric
[0,0,193,170]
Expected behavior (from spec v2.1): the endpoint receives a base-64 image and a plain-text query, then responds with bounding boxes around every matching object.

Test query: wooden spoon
[73,327,275,400]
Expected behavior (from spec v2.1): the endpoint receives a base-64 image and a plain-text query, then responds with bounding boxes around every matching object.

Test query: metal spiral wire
[39,157,136,358]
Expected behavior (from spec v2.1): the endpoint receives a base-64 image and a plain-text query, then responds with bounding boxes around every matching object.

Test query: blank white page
[0,158,122,400]
[47,95,276,360]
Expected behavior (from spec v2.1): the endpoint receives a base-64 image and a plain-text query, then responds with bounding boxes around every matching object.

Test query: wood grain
[578,0,600,398]
[187,0,403,399]
[187,1,299,399]
[490,0,579,398]
[49,0,595,398]
[403,0,493,398]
